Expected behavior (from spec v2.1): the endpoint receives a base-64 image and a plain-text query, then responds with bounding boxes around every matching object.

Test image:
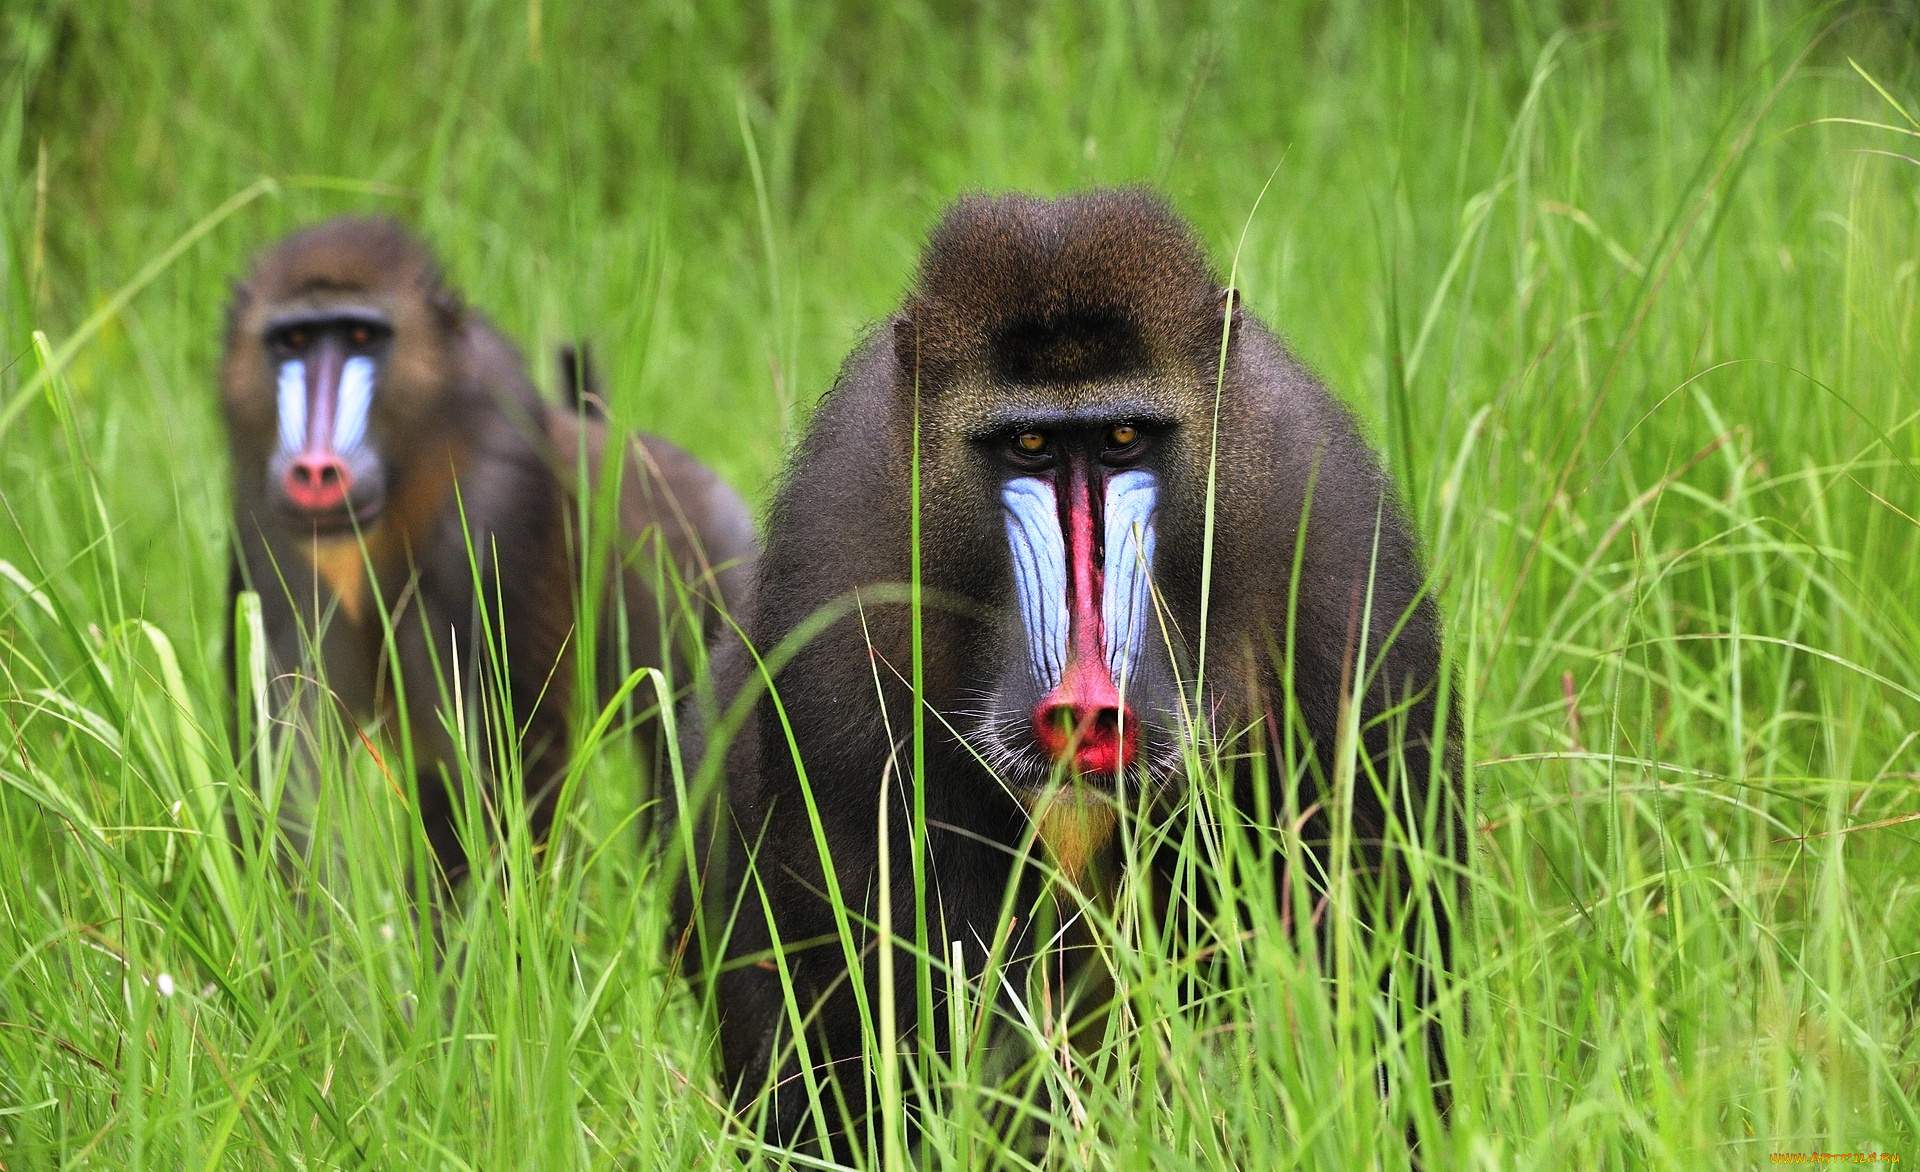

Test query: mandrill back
[221,217,755,884]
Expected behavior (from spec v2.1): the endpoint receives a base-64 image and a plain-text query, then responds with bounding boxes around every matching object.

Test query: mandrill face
[259,306,392,530]
[922,369,1206,804]
[221,218,462,540]
[889,193,1235,813]
[980,409,1183,792]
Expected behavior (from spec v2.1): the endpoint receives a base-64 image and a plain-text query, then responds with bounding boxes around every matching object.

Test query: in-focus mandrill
[689,189,1463,1150]
[221,217,755,884]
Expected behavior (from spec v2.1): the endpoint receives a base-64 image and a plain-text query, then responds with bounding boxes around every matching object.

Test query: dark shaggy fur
[685,189,1463,1154]
[223,217,756,884]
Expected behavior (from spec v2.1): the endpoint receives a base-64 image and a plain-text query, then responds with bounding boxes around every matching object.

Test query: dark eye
[1107,422,1139,448]
[1013,431,1048,455]
[349,325,370,347]
[286,329,309,351]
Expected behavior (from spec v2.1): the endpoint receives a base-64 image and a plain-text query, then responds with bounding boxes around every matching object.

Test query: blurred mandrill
[221,217,755,884]
[691,189,1463,1151]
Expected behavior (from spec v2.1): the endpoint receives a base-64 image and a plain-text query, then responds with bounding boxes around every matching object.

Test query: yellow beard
[1025,786,1119,890]
[298,535,371,625]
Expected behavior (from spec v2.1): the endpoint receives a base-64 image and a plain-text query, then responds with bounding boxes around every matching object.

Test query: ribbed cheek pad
[331,356,375,453]
[1002,476,1068,691]
[1100,469,1157,688]
[276,360,307,453]
[275,355,376,455]
[1001,469,1159,694]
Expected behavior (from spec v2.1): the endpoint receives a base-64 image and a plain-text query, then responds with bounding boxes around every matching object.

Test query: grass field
[3,2,1919,1167]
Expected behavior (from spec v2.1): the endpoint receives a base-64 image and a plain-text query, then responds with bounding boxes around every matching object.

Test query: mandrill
[690,189,1463,1150]
[221,217,755,884]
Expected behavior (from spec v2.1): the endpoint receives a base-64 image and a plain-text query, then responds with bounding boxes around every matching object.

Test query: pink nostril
[285,453,352,512]
[1034,701,1138,775]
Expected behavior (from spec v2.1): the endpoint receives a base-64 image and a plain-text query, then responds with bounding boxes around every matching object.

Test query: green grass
[3,1,1919,1166]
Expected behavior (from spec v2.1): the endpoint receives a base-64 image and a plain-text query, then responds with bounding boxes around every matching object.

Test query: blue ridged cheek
[332,356,376,453]
[1001,477,1069,692]
[1101,469,1158,687]
[276,360,306,453]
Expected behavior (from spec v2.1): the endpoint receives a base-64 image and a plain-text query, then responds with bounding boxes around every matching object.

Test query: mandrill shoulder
[431,313,559,525]
[451,311,549,430]
[541,407,759,609]
[399,312,559,579]
[1213,319,1441,686]
[755,332,914,629]
[1220,316,1416,543]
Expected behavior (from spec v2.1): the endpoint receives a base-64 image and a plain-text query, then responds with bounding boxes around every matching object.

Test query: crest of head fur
[895,188,1223,388]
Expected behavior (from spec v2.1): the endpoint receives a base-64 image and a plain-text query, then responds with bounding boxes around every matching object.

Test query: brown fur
[688,189,1464,1153]
[223,217,756,883]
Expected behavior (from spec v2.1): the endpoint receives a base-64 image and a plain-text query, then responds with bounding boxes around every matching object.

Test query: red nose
[1035,700,1137,774]
[1033,662,1138,775]
[284,453,352,512]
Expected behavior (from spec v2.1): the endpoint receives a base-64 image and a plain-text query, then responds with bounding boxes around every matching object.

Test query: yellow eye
[1015,431,1048,454]
[1109,423,1138,447]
